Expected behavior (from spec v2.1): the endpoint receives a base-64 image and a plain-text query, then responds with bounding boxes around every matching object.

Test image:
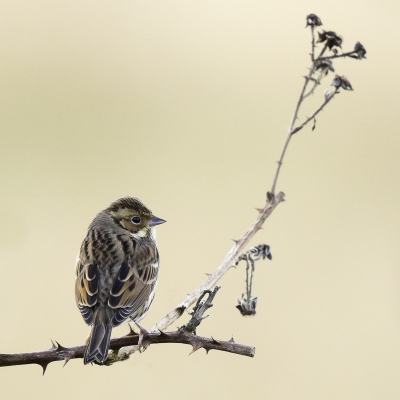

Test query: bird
[75,197,166,365]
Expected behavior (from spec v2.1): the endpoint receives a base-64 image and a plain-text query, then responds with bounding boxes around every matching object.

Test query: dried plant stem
[270,78,338,193]
[246,258,252,304]
[291,87,339,135]
[270,68,312,195]
[320,51,356,60]
[311,26,316,61]
[270,41,329,195]
[303,70,325,99]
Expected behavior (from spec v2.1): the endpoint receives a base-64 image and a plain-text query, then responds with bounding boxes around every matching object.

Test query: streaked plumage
[75,197,166,365]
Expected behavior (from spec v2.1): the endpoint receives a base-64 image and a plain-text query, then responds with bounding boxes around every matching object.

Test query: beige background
[1,1,399,399]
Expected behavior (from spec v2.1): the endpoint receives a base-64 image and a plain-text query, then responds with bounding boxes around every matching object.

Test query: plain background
[1,1,399,399]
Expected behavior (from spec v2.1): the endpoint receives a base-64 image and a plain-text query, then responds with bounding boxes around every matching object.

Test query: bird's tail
[84,308,112,365]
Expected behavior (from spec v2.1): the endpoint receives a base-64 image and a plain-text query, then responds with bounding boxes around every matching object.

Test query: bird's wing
[75,263,99,325]
[108,242,159,326]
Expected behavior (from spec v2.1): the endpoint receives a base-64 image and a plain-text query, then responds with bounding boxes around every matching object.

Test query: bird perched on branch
[75,197,166,364]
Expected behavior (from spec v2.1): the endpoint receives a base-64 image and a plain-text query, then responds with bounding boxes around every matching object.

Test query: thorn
[157,329,168,337]
[135,321,149,334]
[189,341,203,355]
[125,323,138,337]
[38,362,49,375]
[211,337,221,346]
[205,273,212,276]
[49,339,57,351]
[228,337,235,343]
[55,341,67,352]
[255,208,264,213]
[205,348,210,354]
[63,355,72,367]
[232,239,239,244]
[312,118,317,131]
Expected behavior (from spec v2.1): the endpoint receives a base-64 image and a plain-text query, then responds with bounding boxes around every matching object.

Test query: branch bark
[0,330,254,372]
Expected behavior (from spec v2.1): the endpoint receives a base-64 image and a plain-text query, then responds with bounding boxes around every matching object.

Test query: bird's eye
[131,216,141,224]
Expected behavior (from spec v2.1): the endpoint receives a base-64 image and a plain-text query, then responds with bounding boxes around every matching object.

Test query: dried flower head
[332,75,353,90]
[235,244,272,317]
[306,14,322,27]
[318,31,342,50]
[315,59,335,73]
[236,295,258,316]
[248,244,272,261]
[353,42,367,59]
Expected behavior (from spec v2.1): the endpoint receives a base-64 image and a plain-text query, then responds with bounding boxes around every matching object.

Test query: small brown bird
[75,197,166,364]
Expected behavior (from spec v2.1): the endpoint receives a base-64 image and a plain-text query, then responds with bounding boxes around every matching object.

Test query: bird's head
[106,197,166,237]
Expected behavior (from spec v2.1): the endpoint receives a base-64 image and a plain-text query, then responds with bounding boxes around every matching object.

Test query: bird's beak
[148,215,166,227]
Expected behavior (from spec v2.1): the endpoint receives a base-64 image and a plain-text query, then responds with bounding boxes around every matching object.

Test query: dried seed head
[331,75,353,90]
[248,244,272,261]
[318,31,342,50]
[236,294,258,316]
[353,42,367,59]
[306,14,322,27]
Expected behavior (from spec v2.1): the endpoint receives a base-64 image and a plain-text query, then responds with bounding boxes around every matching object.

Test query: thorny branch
[270,17,365,195]
[310,25,316,61]
[0,286,253,371]
[290,86,339,135]
[0,327,254,372]
[303,68,326,99]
